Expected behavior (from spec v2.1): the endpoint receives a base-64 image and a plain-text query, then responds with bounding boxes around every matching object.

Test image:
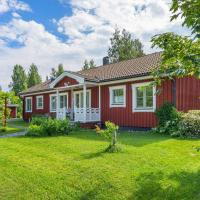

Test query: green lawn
[7,119,30,128]
[0,126,22,136]
[0,131,200,200]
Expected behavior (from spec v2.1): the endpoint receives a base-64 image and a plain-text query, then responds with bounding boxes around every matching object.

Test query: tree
[108,28,144,63]
[9,65,27,95]
[82,60,89,70]
[82,59,96,70]
[151,0,200,85]
[89,59,96,68]
[50,64,65,79]
[57,64,64,77]
[27,63,42,88]
[0,91,19,127]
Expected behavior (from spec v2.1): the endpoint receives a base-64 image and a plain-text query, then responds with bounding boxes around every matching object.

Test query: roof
[77,52,161,81]
[20,52,161,95]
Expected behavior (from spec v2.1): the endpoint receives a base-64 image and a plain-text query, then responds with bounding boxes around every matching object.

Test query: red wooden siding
[55,76,79,87]
[23,76,200,128]
[176,76,200,111]
[101,79,173,128]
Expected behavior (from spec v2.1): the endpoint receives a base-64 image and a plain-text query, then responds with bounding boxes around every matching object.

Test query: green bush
[177,110,200,138]
[26,118,72,137]
[26,125,43,137]
[154,102,181,135]
[31,117,48,126]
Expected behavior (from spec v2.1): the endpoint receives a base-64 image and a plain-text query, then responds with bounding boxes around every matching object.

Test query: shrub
[26,118,72,137]
[177,110,200,138]
[26,125,43,137]
[31,116,48,126]
[154,102,181,135]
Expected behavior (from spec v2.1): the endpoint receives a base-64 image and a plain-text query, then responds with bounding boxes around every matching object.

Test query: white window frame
[73,89,91,108]
[132,82,156,112]
[25,97,32,113]
[50,92,68,112]
[109,85,126,108]
[36,95,44,110]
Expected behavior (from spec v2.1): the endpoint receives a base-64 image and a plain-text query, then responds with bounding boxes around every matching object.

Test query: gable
[54,76,79,88]
[49,71,85,88]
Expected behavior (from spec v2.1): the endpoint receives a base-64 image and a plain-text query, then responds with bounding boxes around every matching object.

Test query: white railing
[74,108,100,122]
[57,108,73,120]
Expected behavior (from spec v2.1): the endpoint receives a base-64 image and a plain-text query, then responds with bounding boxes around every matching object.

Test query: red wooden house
[7,104,18,119]
[20,52,200,128]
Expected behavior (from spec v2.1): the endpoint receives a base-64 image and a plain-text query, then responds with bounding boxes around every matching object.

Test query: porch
[54,81,101,123]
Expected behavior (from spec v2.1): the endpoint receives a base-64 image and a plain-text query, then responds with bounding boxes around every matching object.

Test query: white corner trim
[132,81,156,113]
[49,72,85,88]
[49,92,68,112]
[36,95,44,110]
[25,97,32,113]
[109,85,126,108]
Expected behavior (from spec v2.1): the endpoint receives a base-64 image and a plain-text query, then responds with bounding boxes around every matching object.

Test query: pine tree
[9,65,27,95]
[27,63,42,88]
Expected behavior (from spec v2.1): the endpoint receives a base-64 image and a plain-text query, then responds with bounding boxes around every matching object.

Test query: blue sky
[0,0,189,90]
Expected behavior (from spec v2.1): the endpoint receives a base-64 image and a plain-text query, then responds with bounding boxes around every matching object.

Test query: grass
[7,119,29,128]
[0,126,22,135]
[1,130,200,199]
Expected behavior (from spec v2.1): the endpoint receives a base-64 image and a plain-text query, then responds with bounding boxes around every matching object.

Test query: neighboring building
[20,52,200,128]
[7,104,18,119]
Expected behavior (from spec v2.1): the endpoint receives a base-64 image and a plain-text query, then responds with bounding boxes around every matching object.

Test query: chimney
[103,56,109,65]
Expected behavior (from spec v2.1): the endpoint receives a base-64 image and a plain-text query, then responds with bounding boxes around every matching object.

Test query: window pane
[86,92,89,107]
[75,94,79,108]
[146,86,153,97]
[136,87,143,98]
[136,97,143,108]
[60,95,67,109]
[51,96,56,111]
[146,96,153,107]
[112,89,124,104]
[80,93,83,108]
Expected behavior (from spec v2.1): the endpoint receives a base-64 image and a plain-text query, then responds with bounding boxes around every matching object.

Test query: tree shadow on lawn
[129,170,200,200]
[68,130,171,147]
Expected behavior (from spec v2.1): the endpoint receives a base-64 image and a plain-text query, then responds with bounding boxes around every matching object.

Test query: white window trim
[73,89,91,108]
[132,82,156,112]
[50,92,68,112]
[109,85,126,108]
[25,97,32,113]
[36,95,44,110]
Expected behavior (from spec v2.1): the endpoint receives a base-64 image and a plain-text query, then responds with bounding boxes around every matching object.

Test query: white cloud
[0,0,31,14]
[0,0,190,90]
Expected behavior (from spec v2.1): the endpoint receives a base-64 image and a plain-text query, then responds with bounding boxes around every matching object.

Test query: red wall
[176,76,200,111]
[100,79,172,128]
[23,76,200,127]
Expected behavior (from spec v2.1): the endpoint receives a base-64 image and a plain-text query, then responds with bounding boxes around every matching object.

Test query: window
[132,82,156,112]
[74,90,91,108]
[25,97,32,112]
[36,96,43,109]
[50,93,68,112]
[109,85,126,107]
